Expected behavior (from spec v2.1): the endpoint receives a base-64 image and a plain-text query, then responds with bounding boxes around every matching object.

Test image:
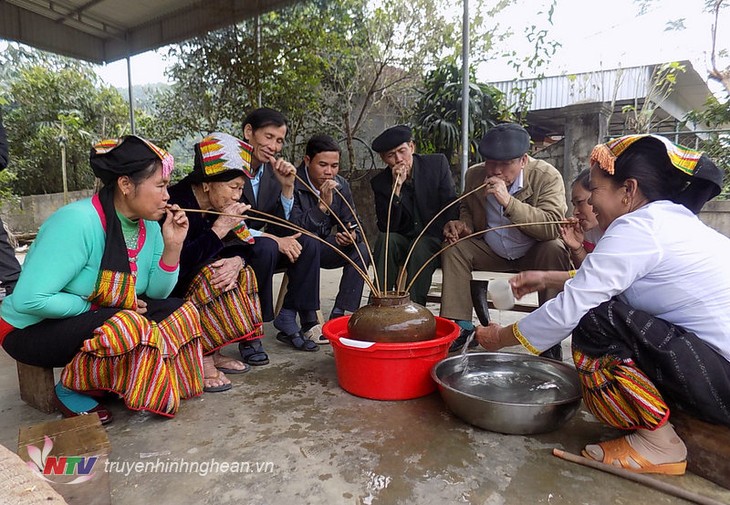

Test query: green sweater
[1,198,179,329]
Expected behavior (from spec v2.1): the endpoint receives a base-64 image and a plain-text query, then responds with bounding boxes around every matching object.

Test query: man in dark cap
[441,123,570,358]
[0,113,22,297]
[369,125,457,305]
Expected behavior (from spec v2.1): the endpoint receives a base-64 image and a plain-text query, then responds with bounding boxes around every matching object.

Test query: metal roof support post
[126,55,136,134]
[460,0,470,192]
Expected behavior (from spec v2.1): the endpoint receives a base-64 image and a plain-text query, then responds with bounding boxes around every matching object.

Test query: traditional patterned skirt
[572,299,730,430]
[183,263,264,353]
[61,300,204,418]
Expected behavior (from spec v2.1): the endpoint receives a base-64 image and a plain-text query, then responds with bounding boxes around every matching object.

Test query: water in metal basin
[442,367,573,405]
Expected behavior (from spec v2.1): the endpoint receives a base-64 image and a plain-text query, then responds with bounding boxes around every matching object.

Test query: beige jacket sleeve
[459,158,567,241]
[503,157,567,241]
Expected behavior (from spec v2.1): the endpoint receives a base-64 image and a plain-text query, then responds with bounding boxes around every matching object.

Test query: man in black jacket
[236,108,321,358]
[370,125,457,305]
[0,113,21,297]
[291,135,370,321]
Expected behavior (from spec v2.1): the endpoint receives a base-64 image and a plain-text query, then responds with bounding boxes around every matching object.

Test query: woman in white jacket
[477,134,729,476]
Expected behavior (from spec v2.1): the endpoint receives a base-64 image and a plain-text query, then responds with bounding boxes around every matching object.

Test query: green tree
[1,46,131,195]
[412,62,512,167]
[152,0,506,171]
[685,95,730,195]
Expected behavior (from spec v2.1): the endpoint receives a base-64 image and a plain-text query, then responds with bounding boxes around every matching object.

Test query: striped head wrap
[589,134,723,213]
[590,134,701,176]
[193,132,254,182]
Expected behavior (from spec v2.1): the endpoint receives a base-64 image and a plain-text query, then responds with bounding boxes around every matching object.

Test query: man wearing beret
[441,123,570,359]
[370,125,458,305]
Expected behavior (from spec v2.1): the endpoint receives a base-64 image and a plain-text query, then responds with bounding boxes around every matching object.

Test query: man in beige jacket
[441,123,570,359]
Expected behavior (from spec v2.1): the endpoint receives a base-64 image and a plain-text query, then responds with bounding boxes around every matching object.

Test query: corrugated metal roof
[490,62,711,116]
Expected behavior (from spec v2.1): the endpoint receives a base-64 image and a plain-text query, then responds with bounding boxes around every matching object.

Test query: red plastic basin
[322,316,459,400]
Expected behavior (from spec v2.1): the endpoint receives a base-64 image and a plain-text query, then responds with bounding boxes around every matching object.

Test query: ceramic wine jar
[347,291,436,343]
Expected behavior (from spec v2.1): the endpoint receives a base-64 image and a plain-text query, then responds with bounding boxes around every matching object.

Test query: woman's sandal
[581,437,687,475]
[238,339,270,366]
[203,369,232,393]
[276,331,319,352]
[212,352,251,374]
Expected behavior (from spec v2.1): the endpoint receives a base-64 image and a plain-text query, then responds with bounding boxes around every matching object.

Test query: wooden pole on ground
[552,448,727,505]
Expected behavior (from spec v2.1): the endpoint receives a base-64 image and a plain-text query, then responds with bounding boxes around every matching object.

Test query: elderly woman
[477,134,730,475]
[0,136,203,423]
[167,132,264,392]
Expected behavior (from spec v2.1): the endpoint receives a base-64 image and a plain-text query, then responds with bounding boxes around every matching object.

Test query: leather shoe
[448,327,478,353]
[53,390,113,425]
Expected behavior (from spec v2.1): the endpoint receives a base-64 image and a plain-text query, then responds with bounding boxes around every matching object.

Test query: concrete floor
[1,269,730,505]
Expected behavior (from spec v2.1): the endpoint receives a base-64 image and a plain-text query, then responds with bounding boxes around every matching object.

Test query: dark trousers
[2,298,184,368]
[241,235,320,321]
[373,232,442,306]
[0,218,20,291]
[320,236,370,313]
[573,299,730,427]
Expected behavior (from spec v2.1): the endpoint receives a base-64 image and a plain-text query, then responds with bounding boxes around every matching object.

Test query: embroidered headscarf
[88,135,174,309]
[91,135,174,183]
[191,132,255,244]
[590,134,723,213]
[191,132,254,183]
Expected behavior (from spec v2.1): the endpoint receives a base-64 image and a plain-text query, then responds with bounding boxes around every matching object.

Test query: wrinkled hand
[485,176,511,208]
[443,220,471,244]
[209,257,243,291]
[334,230,355,247]
[162,204,189,250]
[135,298,148,315]
[475,323,505,351]
[509,271,547,299]
[276,233,303,263]
[212,202,251,238]
[560,217,584,252]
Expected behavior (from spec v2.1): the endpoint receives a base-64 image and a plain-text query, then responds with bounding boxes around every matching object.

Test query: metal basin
[431,352,582,435]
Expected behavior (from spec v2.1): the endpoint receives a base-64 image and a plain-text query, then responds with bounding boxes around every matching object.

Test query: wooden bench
[16,362,57,413]
[672,411,730,490]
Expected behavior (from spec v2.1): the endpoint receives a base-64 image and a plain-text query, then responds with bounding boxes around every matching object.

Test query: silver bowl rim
[431,351,583,408]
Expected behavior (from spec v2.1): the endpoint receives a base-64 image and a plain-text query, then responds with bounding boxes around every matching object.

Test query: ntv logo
[26,436,97,484]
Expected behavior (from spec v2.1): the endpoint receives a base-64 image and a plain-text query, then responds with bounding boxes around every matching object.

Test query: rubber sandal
[312,334,329,345]
[303,325,329,345]
[203,370,232,393]
[239,340,270,366]
[213,356,251,374]
[581,437,687,475]
[276,331,319,352]
[216,363,251,374]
